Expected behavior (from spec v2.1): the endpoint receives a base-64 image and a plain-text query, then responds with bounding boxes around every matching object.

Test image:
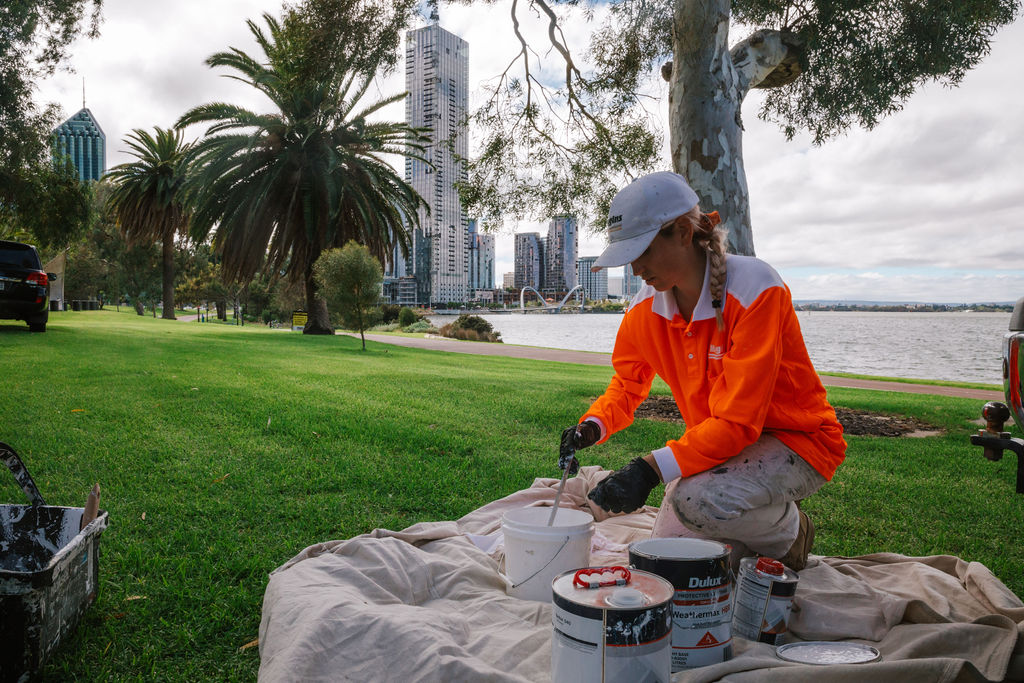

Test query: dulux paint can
[628,538,734,671]
[731,556,799,645]
[551,567,674,683]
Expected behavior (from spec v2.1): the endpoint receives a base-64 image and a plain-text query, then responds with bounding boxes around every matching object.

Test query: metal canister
[628,538,734,671]
[551,567,674,683]
[731,557,799,645]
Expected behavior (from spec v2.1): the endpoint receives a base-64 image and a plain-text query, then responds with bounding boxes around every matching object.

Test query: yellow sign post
[291,310,308,331]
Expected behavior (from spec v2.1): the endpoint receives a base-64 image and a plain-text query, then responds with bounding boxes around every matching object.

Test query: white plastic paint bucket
[551,567,674,682]
[628,538,734,671]
[501,507,593,602]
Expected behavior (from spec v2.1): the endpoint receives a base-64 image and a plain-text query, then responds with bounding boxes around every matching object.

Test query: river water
[430,311,1012,385]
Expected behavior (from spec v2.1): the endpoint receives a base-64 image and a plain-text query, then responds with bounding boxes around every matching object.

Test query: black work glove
[588,457,661,514]
[559,421,601,474]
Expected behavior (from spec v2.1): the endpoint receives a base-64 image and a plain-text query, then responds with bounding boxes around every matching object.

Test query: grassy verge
[1,311,1021,681]
[819,370,1002,392]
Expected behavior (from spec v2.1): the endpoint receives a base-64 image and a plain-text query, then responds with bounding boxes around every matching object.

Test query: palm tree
[105,127,192,320]
[177,13,428,334]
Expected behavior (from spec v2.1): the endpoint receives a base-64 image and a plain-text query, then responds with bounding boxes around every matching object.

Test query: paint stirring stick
[548,457,574,526]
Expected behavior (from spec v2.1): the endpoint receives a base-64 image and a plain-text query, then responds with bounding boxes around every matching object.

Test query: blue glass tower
[53,108,106,181]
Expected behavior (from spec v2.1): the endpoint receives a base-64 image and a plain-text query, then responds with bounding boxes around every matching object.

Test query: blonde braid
[689,209,727,330]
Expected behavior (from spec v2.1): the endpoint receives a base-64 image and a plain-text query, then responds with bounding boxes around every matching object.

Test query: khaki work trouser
[651,434,826,567]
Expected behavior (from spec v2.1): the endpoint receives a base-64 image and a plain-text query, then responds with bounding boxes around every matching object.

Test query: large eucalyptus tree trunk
[669,0,800,256]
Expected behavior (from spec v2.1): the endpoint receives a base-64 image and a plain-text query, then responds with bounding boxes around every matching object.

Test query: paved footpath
[353,333,1003,402]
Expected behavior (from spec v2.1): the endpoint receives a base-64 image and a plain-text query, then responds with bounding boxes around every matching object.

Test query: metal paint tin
[731,556,799,645]
[628,538,734,671]
[551,567,674,683]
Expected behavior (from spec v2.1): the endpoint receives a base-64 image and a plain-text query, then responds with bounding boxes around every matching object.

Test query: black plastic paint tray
[0,443,109,683]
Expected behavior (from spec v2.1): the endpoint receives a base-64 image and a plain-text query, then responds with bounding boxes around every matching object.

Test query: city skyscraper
[514,232,544,291]
[468,219,495,294]
[577,256,608,301]
[622,267,644,299]
[544,215,577,295]
[53,108,105,181]
[404,19,469,305]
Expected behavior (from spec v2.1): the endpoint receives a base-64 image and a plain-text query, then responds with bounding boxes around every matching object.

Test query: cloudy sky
[37,0,1024,303]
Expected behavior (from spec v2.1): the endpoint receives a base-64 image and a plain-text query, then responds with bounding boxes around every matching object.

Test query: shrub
[405,320,435,333]
[452,314,493,335]
[381,304,401,324]
[398,306,418,327]
[438,317,501,342]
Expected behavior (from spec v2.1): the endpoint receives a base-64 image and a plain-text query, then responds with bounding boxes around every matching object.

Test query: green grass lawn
[1,310,1021,681]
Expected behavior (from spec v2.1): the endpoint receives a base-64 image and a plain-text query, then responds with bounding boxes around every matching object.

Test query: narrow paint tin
[628,538,734,671]
[551,567,674,683]
[731,557,799,645]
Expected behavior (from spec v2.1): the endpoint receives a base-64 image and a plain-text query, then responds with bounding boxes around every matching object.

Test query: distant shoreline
[793,303,1014,312]
[429,304,1014,315]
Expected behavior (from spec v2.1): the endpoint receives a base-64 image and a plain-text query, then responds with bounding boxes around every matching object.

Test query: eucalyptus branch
[531,0,601,133]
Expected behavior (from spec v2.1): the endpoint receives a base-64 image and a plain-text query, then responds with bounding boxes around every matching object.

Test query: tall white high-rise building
[545,215,577,295]
[404,19,469,305]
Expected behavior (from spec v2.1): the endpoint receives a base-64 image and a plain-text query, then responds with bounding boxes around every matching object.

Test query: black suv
[0,240,53,332]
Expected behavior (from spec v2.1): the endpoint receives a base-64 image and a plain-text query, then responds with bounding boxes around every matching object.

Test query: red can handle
[573,566,631,589]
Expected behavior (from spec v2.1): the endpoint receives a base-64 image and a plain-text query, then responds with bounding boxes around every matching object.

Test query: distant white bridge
[519,285,587,313]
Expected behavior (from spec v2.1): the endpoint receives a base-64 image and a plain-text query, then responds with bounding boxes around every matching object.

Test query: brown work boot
[778,508,815,572]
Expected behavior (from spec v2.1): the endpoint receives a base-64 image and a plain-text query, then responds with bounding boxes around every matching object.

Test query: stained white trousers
[651,434,826,561]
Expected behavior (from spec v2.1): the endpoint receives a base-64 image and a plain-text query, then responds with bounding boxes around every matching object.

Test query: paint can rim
[776,642,881,665]
[628,537,731,561]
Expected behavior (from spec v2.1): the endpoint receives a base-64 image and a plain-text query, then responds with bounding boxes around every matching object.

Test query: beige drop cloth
[258,467,1024,682]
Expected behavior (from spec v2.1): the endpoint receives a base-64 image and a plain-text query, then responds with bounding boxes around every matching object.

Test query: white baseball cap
[592,171,699,270]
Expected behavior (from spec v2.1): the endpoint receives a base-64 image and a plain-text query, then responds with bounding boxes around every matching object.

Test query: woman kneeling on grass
[561,171,846,571]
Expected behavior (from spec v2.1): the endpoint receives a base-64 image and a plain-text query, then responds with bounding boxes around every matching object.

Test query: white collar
[650,257,716,322]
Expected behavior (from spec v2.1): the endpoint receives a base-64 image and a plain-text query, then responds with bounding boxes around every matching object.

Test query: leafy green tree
[178,7,428,335]
[245,273,274,320]
[0,157,94,250]
[313,241,384,349]
[454,0,1018,254]
[0,1,100,247]
[105,127,192,319]
[63,182,161,314]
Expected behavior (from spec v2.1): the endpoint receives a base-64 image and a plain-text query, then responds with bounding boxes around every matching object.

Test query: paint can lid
[552,568,674,608]
[755,557,785,576]
[628,537,731,561]
[776,642,881,665]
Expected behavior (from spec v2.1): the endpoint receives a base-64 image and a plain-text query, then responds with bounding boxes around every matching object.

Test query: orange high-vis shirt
[583,255,846,481]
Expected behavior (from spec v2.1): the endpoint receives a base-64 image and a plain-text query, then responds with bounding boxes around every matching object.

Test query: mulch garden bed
[632,394,943,437]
